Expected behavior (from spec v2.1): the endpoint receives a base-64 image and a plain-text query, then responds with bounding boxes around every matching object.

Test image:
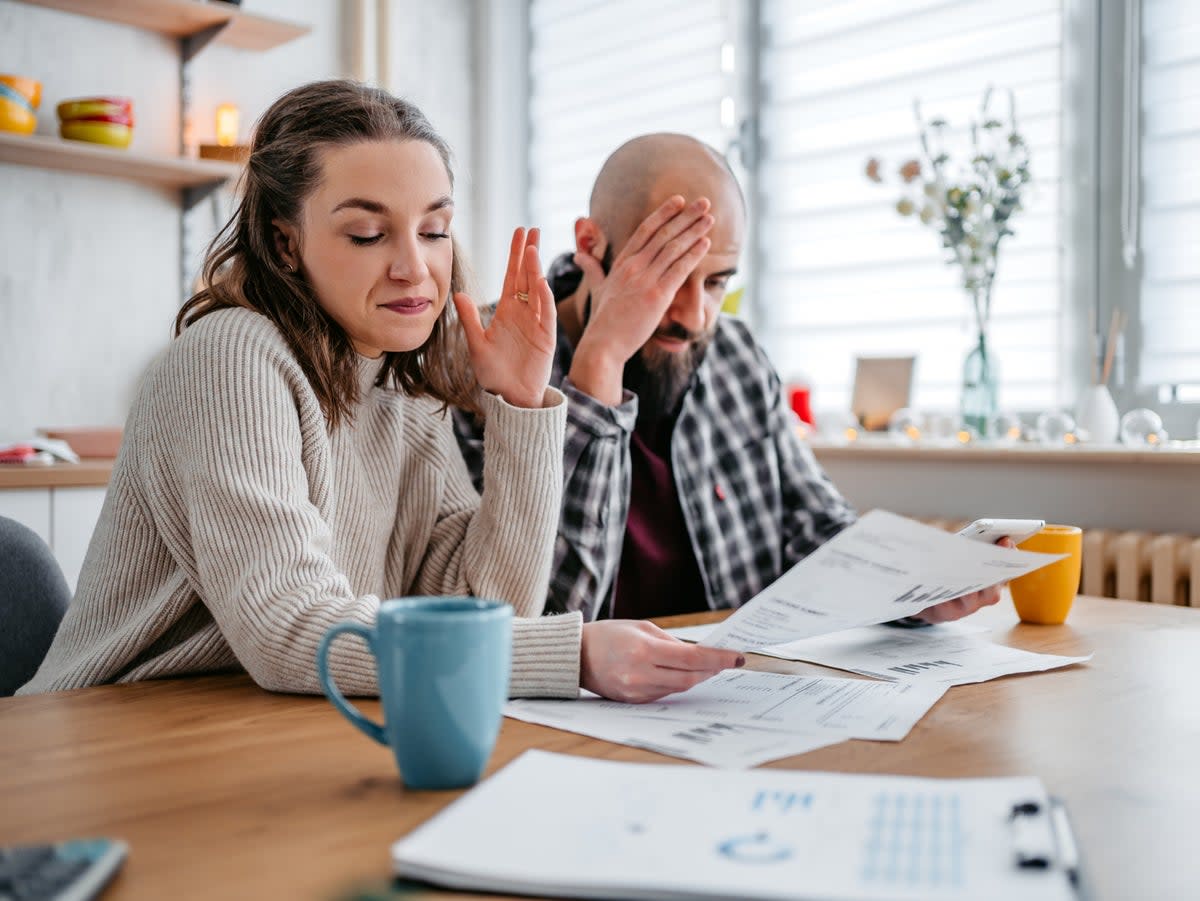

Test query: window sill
[806,437,1200,467]
[805,436,1200,534]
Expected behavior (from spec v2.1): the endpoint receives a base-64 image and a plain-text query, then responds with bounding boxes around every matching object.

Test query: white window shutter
[1139,0,1200,388]
[528,0,736,259]
[757,0,1066,414]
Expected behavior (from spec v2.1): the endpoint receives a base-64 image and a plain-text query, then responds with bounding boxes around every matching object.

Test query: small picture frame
[851,356,915,431]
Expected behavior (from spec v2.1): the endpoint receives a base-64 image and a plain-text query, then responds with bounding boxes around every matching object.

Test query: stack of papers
[506,511,1087,768]
[507,669,947,768]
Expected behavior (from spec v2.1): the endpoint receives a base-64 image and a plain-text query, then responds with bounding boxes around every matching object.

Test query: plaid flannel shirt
[453,311,858,621]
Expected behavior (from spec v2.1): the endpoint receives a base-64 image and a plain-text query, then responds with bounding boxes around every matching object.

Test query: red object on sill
[788,385,814,426]
[38,427,123,459]
[0,444,38,464]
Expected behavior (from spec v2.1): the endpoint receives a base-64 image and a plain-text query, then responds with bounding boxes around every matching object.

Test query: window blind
[528,0,735,259]
[1138,0,1200,387]
[757,0,1065,415]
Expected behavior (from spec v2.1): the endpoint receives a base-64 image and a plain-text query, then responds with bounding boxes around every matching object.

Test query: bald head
[589,133,745,252]
[563,134,746,422]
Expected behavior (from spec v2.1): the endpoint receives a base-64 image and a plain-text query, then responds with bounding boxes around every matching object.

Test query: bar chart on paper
[885,660,965,678]
[860,791,965,889]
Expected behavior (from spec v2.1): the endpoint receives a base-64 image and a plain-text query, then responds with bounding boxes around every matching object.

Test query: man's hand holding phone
[906,517,1044,625]
[958,517,1046,546]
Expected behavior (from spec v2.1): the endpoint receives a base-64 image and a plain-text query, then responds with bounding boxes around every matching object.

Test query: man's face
[621,183,744,422]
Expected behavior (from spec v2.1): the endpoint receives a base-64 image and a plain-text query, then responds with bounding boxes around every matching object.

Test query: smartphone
[957,518,1045,546]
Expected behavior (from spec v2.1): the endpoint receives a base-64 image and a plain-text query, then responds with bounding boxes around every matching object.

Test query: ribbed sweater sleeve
[412,388,565,619]
[510,612,581,698]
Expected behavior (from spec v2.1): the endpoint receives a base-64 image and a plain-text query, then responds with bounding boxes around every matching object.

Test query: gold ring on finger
[515,291,530,303]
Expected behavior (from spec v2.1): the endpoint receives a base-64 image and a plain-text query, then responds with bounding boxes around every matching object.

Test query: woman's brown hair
[175,79,476,428]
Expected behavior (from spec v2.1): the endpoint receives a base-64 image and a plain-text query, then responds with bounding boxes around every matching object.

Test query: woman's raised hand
[454,227,557,409]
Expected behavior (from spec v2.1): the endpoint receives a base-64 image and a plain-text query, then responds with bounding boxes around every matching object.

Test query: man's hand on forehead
[566,195,714,406]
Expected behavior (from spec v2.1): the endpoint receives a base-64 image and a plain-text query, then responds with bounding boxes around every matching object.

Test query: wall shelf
[0,131,240,195]
[14,0,310,51]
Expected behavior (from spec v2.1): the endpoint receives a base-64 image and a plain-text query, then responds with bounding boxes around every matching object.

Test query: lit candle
[216,103,239,147]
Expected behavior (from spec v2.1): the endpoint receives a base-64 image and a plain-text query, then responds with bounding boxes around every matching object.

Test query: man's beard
[623,323,714,424]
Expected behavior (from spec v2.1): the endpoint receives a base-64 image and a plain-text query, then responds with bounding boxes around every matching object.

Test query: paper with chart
[672,622,1092,687]
[393,750,1077,901]
[506,668,948,767]
[701,509,1066,652]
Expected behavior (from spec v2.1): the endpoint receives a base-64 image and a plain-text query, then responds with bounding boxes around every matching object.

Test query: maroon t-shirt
[611,421,708,619]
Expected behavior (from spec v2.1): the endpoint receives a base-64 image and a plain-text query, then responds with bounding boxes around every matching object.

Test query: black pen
[1050,797,1085,897]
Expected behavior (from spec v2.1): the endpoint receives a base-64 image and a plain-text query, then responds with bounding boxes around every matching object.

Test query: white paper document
[701,510,1065,652]
[672,622,1093,687]
[393,750,1079,901]
[506,668,947,767]
[505,700,842,768]
[612,669,948,740]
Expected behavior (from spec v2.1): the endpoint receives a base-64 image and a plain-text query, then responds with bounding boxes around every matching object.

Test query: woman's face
[279,139,454,358]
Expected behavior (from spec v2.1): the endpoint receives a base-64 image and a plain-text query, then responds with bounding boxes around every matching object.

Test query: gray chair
[0,516,71,695]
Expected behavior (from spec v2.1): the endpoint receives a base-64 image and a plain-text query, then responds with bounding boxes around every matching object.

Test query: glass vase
[961,328,999,437]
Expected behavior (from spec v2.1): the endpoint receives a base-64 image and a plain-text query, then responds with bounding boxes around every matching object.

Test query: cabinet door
[0,489,52,546]
[51,488,107,593]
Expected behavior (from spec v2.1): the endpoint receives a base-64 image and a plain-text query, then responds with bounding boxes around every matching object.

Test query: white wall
[0,4,183,443]
[469,0,530,297]
[382,0,478,286]
[0,1,478,444]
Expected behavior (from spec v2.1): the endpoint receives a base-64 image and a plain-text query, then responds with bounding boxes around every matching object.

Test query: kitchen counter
[0,459,115,489]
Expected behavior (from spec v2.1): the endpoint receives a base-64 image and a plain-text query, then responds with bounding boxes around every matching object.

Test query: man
[455,133,1002,625]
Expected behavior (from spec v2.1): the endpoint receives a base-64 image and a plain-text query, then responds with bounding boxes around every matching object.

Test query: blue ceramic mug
[317,597,513,790]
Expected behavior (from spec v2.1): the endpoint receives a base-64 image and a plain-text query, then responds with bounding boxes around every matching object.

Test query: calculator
[0,839,127,901]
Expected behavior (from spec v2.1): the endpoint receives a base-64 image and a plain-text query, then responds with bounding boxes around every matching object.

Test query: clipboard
[1009,796,1089,900]
[391,750,1090,901]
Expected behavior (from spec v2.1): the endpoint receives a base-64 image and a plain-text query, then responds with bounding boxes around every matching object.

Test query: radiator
[921,519,1200,607]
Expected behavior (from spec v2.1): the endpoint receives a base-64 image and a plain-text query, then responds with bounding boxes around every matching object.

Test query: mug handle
[316,622,387,746]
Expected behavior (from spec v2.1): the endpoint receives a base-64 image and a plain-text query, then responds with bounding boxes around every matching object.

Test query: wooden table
[2,596,1198,900]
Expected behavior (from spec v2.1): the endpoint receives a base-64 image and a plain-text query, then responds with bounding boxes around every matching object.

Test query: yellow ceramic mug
[1009,525,1083,624]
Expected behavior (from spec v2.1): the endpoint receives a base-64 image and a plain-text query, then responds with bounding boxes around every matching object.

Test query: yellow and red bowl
[0,74,42,135]
[57,95,134,148]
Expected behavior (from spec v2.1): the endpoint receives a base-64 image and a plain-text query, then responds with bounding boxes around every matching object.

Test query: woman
[21,81,740,702]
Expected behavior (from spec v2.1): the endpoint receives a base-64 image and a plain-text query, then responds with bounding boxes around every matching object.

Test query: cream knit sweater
[20,308,582,698]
